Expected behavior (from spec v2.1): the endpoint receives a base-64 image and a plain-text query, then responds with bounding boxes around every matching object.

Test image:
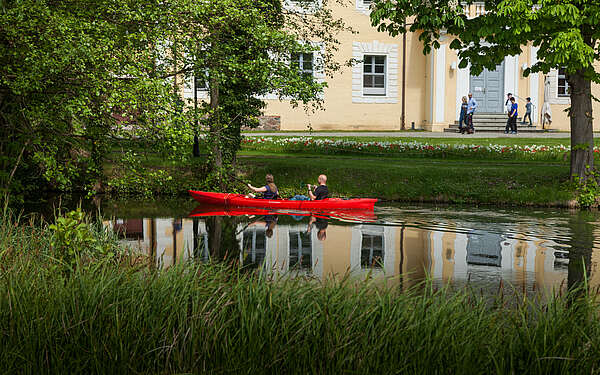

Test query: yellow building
[254,1,599,132]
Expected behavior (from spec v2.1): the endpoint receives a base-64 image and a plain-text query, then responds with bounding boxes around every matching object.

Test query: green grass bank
[103,137,584,206]
[239,155,575,206]
[1,210,599,374]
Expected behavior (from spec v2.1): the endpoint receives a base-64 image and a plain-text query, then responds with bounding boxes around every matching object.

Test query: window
[289,230,312,270]
[113,219,144,240]
[363,55,386,96]
[360,233,384,268]
[194,70,208,91]
[287,0,321,12]
[356,0,373,13]
[558,67,569,97]
[475,3,486,16]
[461,2,470,17]
[292,52,314,80]
[242,229,266,268]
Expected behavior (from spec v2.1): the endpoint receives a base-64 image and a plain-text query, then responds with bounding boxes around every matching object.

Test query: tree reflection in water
[567,211,594,293]
[202,216,241,263]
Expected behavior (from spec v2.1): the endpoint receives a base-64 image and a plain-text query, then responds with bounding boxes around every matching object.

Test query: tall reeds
[0,210,598,374]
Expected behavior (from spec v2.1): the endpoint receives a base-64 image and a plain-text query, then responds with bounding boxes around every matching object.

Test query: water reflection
[102,205,600,293]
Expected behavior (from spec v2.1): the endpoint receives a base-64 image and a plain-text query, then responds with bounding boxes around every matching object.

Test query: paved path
[243,131,598,138]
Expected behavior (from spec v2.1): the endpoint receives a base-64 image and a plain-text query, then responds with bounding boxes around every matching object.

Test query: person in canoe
[291,174,329,201]
[308,174,328,200]
[247,174,279,199]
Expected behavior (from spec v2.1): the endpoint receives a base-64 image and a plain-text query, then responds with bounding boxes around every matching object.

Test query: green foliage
[163,0,350,183]
[574,167,600,208]
[0,207,598,373]
[0,0,176,199]
[107,151,177,197]
[371,0,599,79]
[0,0,350,197]
[49,208,118,269]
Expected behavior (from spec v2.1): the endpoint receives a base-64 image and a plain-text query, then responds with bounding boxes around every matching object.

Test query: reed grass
[0,210,598,374]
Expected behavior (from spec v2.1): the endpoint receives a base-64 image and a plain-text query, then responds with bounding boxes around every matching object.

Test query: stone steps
[443,125,550,133]
[443,112,553,133]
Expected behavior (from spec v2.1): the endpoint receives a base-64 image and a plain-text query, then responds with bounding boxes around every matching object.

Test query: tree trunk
[569,70,594,180]
[209,76,225,189]
[207,216,223,259]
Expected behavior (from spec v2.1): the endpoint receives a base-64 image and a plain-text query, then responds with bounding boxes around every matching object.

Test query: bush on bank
[0,209,599,374]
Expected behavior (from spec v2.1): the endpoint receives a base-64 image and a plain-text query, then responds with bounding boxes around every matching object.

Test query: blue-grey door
[469,62,504,113]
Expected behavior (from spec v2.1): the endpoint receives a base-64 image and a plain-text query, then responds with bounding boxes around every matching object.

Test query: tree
[0,0,350,198]
[371,0,600,179]
[0,0,175,198]
[163,0,350,187]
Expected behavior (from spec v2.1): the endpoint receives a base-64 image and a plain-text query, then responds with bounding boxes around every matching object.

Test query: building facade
[259,1,600,132]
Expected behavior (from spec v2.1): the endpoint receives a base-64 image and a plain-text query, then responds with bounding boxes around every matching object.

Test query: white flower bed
[242,136,584,155]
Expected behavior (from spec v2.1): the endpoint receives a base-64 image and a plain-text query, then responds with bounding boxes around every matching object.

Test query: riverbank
[239,154,574,206]
[101,137,584,207]
[1,210,598,374]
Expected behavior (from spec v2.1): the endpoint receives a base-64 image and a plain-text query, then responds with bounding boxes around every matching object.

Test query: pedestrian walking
[522,97,533,126]
[508,97,518,134]
[504,93,513,133]
[466,92,477,134]
[458,96,468,134]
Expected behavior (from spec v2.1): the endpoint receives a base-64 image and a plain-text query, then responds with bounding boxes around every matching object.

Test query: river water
[82,198,599,294]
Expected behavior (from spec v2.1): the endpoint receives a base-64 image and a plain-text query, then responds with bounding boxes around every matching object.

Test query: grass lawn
[239,155,574,206]
[103,137,579,206]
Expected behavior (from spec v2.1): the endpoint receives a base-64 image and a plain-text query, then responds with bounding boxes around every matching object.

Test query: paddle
[226,173,252,191]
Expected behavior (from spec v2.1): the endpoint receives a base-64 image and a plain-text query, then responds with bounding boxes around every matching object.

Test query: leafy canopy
[370,0,600,77]
[0,0,350,197]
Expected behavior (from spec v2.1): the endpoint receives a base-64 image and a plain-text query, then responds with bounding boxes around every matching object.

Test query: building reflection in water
[103,216,599,292]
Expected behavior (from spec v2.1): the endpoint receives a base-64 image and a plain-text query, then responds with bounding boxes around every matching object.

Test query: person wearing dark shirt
[509,97,518,134]
[247,174,278,199]
[522,97,533,126]
[458,96,468,134]
[308,174,328,200]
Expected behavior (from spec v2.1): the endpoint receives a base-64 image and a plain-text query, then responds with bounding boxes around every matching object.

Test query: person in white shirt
[466,93,478,134]
[504,93,513,133]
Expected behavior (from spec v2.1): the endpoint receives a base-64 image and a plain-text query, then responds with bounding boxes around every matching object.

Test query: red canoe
[189,191,377,210]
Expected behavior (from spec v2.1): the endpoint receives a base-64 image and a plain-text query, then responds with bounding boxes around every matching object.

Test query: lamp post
[193,74,200,157]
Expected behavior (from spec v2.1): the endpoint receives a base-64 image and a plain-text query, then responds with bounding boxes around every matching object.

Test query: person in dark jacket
[247,174,279,199]
[458,96,468,134]
[508,97,518,134]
